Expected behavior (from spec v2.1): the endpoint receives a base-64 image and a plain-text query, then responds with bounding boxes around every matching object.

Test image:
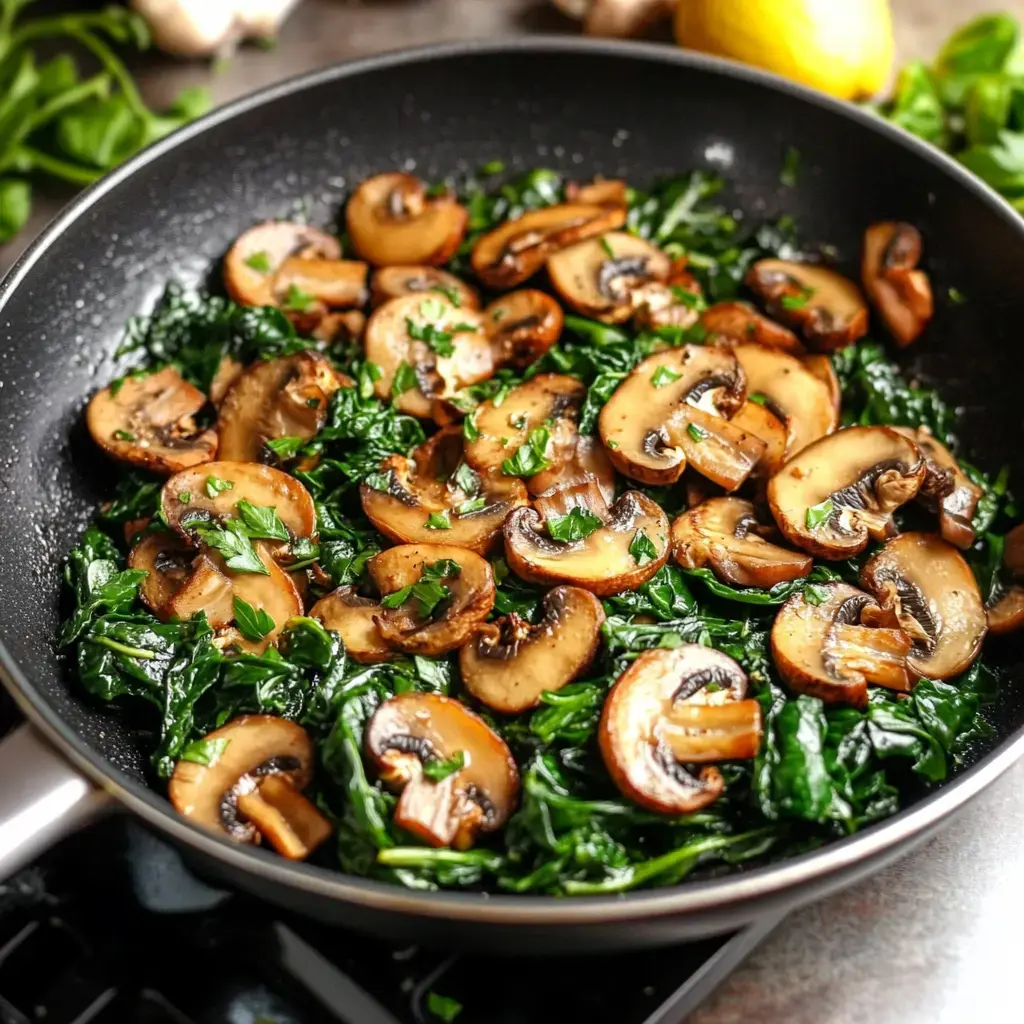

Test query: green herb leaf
[780,146,801,187]
[113,429,136,441]
[669,286,704,309]
[463,411,481,441]
[650,365,683,388]
[451,462,479,496]
[180,737,230,767]
[232,596,276,642]
[426,991,463,1022]
[406,317,455,357]
[805,498,835,531]
[686,423,708,443]
[480,159,505,175]
[547,507,603,543]
[749,391,769,406]
[423,751,466,782]
[264,435,306,460]
[194,520,268,574]
[392,360,419,396]
[425,511,452,530]
[244,250,273,273]
[381,585,413,609]
[803,584,831,606]
[282,283,316,312]
[0,179,31,245]
[422,559,461,581]
[419,297,447,321]
[456,497,487,515]
[501,427,551,477]
[205,475,234,498]
[178,491,191,503]
[236,500,289,541]
[431,284,461,306]
[600,235,615,258]
[629,529,659,566]
[781,290,813,310]
[359,360,383,398]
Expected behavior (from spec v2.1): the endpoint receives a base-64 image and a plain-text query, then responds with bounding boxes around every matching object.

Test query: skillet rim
[2,35,1024,926]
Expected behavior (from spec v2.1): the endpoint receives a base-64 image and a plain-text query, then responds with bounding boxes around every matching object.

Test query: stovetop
[0,701,778,1024]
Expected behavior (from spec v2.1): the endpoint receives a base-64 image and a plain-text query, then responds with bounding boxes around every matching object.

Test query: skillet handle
[0,724,115,879]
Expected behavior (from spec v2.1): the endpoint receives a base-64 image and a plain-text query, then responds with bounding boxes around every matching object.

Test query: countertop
[2,2,1023,1022]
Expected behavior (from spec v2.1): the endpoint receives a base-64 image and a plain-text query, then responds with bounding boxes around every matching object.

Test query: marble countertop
[2,2,1021,1021]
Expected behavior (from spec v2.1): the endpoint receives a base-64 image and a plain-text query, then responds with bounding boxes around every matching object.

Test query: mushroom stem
[661,701,764,762]
[663,406,767,491]
[827,623,913,692]
[235,774,333,860]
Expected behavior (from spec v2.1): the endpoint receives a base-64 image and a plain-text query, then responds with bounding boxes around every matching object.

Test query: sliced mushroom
[360,426,528,554]
[599,645,762,815]
[1005,522,1024,578]
[223,222,340,308]
[565,178,628,206]
[345,173,468,267]
[162,461,317,548]
[218,353,352,464]
[547,232,671,323]
[169,715,331,860]
[892,427,981,550]
[370,266,480,309]
[529,434,617,504]
[471,202,627,289]
[701,301,804,355]
[598,345,746,486]
[483,289,564,367]
[989,587,1024,635]
[727,401,788,478]
[671,498,812,588]
[364,294,492,419]
[553,0,676,37]
[166,544,301,654]
[309,586,393,664]
[767,426,925,559]
[460,587,605,713]
[729,344,838,458]
[365,692,519,849]
[128,531,195,617]
[87,367,218,474]
[802,353,842,418]
[660,403,768,492]
[771,582,914,709]
[368,544,495,657]
[860,532,987,680]
[273,256,369,310]
[209,356,245,406]
[746,259,869,352]
[862,222,933,347]
[504,480,669,595]
[464,374,585,477]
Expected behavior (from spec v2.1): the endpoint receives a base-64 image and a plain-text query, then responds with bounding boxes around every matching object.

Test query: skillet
[1,38,1024,954]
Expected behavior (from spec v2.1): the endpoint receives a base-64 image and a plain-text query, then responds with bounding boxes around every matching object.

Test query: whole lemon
[674,0,895,101]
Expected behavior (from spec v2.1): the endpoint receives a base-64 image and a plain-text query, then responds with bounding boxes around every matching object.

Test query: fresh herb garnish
[406,318,455,357]
[244,251,273,273]
[425,511,452,530]
[193,520,268,575]
[423,751,466,782]
[113,429,136,441]
[205,475,234,498]
[455,497,487,515]
[547,507,603,543]
[600,235,615,258]
[392,360,419,397]
[236,500,289,541]
[425,991,463,1023]
[780,145,801,187]
[264,435,307,461]
[629,529,659,566]
[686,423,708,443]
[749,392,769,406]
[180,737,230,767]
[501,427,551,477]
[282,284,316,312]
[650,365,682,388]
[232,596,275,642]
[805,498,835,531]
[781,289,813,310]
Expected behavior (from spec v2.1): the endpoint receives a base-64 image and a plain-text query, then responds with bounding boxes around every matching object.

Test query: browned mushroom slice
[771,582,914,709]
[209,356,245,406]
[892,426,982,550]
[1005,522,1024,578]
[746,259,869,352]
[860,532,987,680]
[483,289,564,368]
[309,587,393,663]
[529,434,617,504]
[223,222,340,308]
[767,426,925,559]
[672,498,812,588]
[599,645,761,815]
[730,344,838,458]
[547,232,671,323]
[565,178,628,206]
[370,266,480,309]
[360,426,528,554]
[471,202,627,289]
[367,544,495,657]
[464,374,585,477]
[87,367,218,475]
[802,353,841,418]
[162,461,317,547]
[504,481,669,596]
[598,345,746,486]
[169,715,330,860]
[701,301,804,354]
[128,531,195,617]
[218,353,352,464]
[365,294,492,419]
[862,222,934,347]
[989,587,1024,635]
[460,586,605,714]
[167,544,301,654]
[273,257,369,309]
[365,692,519,849]
[345,172,468,267]
[728,401,787,478]
[660,404,767,492]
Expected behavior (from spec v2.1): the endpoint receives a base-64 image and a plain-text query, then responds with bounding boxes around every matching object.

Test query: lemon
[674,0,895,101]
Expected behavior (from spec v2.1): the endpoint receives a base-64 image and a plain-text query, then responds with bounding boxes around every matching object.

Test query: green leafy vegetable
[629,529,658,566]
[232,596,275,643]
[423,751,466,782]
[179,736,230,766]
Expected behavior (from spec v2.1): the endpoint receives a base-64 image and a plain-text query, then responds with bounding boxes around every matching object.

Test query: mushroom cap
[365,293,492,419]
[599,645,761,815]
[368,543,496,656]
[989,586,1024,635]
[860,532,987,680]
[1006,523,1024,579]
[471,202,627,289]
[365,692,519,849]
[360,426,528,554]
[746,259,869,352]
[528,433,617,504]
[767,426,925,559]
[217,352,351,464]
[729,343,838,459]
[671,498,813,588]
[162,461,317,547]
[169,715,315,842]
[223,222,340,308]
[862,221,933,348]
[802,353,842,419]
[504,483,670,596]
[464,373,586,477]
[209,356,245,406]
[598,345,746,485]
[771,582,913,709]
[345,173,468,267]
[86,366,218,475]
[701,301,804,354]
[127,531,195,617]
[547,231,671,323]
[370,266,480,309]
[459,586,606,713]
[309,586,393,663]
[483,289,564,368]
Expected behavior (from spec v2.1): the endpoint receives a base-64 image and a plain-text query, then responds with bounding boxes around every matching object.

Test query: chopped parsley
[455,497,487,515]
[547,507,603,543]
[600,235,615,258]
[282,283,316,312]
[803,584,831,606]
[419,297,447,321]
[392,361,418,396]
[406,317,455,357]
[425,991,463,1023]
[748,392,769,406]
[479,159,505,175]
[501,427,551,477]
[244,250,272,273]
[232,595,276,642]
[205,475,234,498]
[178,491,191,504]
[422,559,461,581]
[425,510,452,530]
[805,497,835,531]
[112,429,135,441]
[629,529,658,566]
[264,435,306,460]
[670,285,703,309]
[463,411,481,442]
[948,286,966,305]
[686,423,708,443]
[431,284,461,306]
[236,500,288,541]
[358,360,383,399]
[781,288,814,310]
[780,145,801,188]
[364,471,392,493]
[193,519,268,575]
[451,462,479,497]
[650,365,682,388]
[423,751,466,782]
